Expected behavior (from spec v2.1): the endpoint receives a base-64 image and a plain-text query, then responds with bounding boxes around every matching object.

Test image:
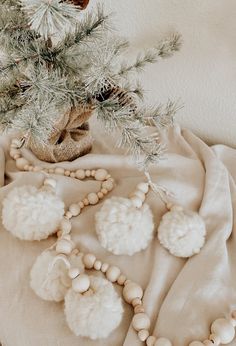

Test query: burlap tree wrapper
[29,107,93,163]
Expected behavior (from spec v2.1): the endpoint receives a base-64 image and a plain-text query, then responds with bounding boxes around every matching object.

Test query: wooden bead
[189,342,205,346]
[10,148,20,158]
[91,170,96,177]
[65,170,71,176]
[76,169,85,179]
[138,329,149,342]
[97,191,104,199]
[68,268,80,279]
[147,336,157,346]
[106,266,121,282]
[102,180,113,191]
[203,341,213,346]
[211,318,235,344]
[72,274,90,293]
[101,263,109,273]
[65,211,73,219]
[132,313,150,331]
[85,170,91,177]
[137,182,149,194]
[83,198,89,206]
[94,260,102,270]
[95,169,108,181]
[16,157,29,170]
[79,201,85,209]
[154,338,172,346]
[56,239,73,255]
[123,282,143,303]
[209,333,221,345]
[59,218,72,234]
[101,188,108,195]
[24,165,30,171]
[87,192,99,205]
[55,167,65,175]
[44,178,57,188]
[69,204,81,216]
[133,190,146,202]
[83,253,96,269]
[130,196,143,208]
[70,172,76,178]
[117,274,127,285]
[132,298,142,307]
[134,305,145,314]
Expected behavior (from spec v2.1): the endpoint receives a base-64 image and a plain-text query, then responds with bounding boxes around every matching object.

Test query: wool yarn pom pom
[30,250,84,302]
[64,275,123,339]
[2,185,64,240]
[157,207,206,258]
[95,197,154,256]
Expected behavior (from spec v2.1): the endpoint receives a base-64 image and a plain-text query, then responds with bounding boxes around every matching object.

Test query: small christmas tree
[0,0,181,166]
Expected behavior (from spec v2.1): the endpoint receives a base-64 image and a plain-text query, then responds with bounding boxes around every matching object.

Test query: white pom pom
[30,250,84,302]
[2,185,64,240]
[157,208,206,258]
[65,276,123,339]
[95,197,154,256]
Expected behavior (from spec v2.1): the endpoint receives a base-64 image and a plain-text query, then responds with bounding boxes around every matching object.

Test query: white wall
[92,0,236,147]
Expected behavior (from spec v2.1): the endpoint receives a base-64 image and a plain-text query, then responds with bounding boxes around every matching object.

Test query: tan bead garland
[8,138,236,345]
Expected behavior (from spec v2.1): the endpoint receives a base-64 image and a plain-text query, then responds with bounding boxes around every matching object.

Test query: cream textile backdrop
[91,0,236,147]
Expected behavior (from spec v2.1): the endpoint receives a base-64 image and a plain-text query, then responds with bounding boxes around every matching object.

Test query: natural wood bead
[69,204,81,216]
[95,169,108,181]
[154,338,172,346]
[137,182,149,194]
[146,336,157,346]
[10,148,20,158]
[101,188,108,195]
[55,167,65,175]
[72,274,90,293]
[56,239,73,255]
[76,169,85,179]
[134,305,145,314]
[14,154,21,160]
[28,166,34,171]
[102,180,113,191]
[70,172,76,178]
[189,342,205,346]
[138,329,149,342]
[106,266,121,282]
[132,298,142,307]
[209,333,221,345]
[85,170,91,177]
[44,178,57,188]
[94,260,102,270]
[68,268,80,279]
[130,196,143,208]
[203,341,212,346]
[97,191,104,199]
[65,211,73,219]
[101,263,109,273]
[117,274,127,286]
[79,201,84,209]
[65,170,71,176]
[87,192,99,205]
[83,198,89,206]
[16,157,29,170]
[91,170,96,177]
[211,318,235,344]
[133,190,146,202]
[132,313,150,331]
[83,254,96,269]
[123,281,143,304]
[24,165,30,171]
[59,218,72,234]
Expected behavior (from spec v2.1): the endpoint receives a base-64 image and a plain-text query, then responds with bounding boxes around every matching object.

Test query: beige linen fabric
[0,125,235,346]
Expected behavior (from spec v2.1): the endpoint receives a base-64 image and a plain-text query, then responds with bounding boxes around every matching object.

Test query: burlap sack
[29,106,93,163]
